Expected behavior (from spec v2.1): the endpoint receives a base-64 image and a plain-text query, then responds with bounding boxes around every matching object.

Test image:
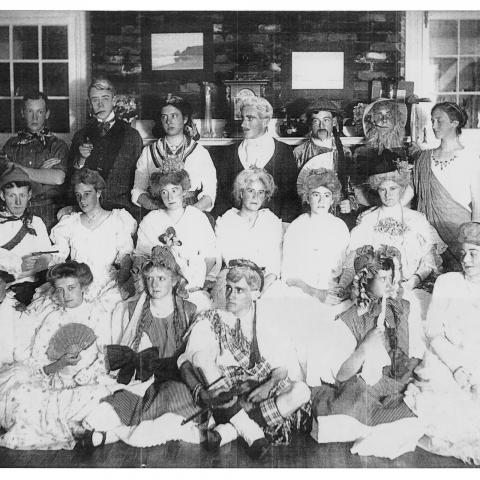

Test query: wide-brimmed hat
[367,155,410,191]
[0,164,41,195]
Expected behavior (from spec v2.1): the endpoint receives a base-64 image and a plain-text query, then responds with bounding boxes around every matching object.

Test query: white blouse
[215,208,283,276]
[282,213,350,290]
[135,206,218,289]
[50,209,137,290]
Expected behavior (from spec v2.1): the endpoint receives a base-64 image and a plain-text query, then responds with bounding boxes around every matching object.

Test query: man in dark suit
[213,96,300,222]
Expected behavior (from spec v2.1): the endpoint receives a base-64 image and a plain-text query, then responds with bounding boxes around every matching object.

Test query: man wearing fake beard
[353,99,414,207]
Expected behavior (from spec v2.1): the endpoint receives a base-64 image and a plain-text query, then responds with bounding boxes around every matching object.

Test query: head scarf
[228,258,265,292]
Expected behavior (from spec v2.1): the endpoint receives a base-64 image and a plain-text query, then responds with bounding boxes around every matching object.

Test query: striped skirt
[311,375,415,427]
[102,380,198,427]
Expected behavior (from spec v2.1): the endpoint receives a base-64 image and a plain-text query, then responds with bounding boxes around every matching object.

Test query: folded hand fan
[46,322,97,361]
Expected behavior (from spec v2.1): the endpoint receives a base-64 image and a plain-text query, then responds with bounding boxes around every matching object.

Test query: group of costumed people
[0,91,480,466]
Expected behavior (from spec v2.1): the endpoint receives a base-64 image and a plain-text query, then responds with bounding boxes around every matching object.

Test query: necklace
[431,149,458,170]
[85,209,102,223]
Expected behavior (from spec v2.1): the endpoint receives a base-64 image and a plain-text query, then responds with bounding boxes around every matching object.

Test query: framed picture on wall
[141,19,213,81]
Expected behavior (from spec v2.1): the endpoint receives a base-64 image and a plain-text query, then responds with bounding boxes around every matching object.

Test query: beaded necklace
[431,149,458,171]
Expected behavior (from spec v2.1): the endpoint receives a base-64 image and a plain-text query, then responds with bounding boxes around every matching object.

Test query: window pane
[42,26,68,59]
[48,99,69,133]
[43,63,68,96]
[459,58,480,92]
[0,64,10,96]
[459,95,480,129]
[13,63,39,96]
[432,58,457,92]
[430,20,457,56]
[460,20,480,55]
[0,26,9,60]
[13,26,38,59]
[0,99,11,133]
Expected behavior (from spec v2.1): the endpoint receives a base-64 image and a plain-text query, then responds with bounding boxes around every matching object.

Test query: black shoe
[204,429,222,452]
[74,430,107,451]
[246,437,270,460]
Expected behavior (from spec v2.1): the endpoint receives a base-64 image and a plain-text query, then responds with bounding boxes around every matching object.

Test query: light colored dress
[215,207,282,277]
[404,272,480,465]
[50,209,137,307]
[0,300,115,450]
[282,212,349,290]
[136,206,218,292]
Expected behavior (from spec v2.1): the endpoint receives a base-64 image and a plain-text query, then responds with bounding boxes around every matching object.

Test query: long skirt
[102,380,198,427]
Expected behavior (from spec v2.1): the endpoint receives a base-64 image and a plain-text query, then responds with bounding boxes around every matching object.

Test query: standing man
[294,102,356,226]
[213,97,300,222]
[67,78,143,218]
[2,91,68,230]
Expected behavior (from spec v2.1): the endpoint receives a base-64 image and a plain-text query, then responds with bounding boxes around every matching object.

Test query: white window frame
[406,10,480,144]
[0,10,89,146]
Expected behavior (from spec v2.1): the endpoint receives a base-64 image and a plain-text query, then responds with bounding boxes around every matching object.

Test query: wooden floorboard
[0,433,473,468]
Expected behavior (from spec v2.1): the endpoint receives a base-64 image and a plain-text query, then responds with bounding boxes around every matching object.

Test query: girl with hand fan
[0,262,115,450]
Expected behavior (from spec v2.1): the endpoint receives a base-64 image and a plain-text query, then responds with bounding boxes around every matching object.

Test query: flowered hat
[367,156,410,191]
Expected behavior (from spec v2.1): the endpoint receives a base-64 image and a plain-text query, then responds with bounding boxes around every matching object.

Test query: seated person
[0,261,114,450]
[49,169,137,308]
[404,222,480,465]
[214,168,282,307]
[352,99,413,207]
[294,101,356,227]
[1,90,68,230]
[135,170,219,310]
[282,168,350,304]
[178,259,311,459]
[78,246,200,449]
[310,245,424,459]
[132,94,216,214]
[66,77,143,219]
[340,157,447,318]
[0,164,53,305]
[213,96,300,222]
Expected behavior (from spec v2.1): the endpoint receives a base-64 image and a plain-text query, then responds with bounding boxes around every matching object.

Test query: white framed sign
[292,52,344,89]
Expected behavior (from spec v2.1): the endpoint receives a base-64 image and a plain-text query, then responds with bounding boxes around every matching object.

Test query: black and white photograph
[0,5,480,471]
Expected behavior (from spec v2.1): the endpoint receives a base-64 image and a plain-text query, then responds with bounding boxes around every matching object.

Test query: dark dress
[212,139,301,222]
[103,295,198,426]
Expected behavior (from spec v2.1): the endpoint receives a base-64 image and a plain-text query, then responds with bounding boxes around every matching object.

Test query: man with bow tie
[1,91,68,230]
[66,78,142,218]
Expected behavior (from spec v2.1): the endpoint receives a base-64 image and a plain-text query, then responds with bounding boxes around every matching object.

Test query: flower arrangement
[374,217,409,237]
[114,94,138,124]
[352,102,367,136]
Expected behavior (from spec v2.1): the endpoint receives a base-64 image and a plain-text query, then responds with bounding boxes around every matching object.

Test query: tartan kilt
[102,380,198,427]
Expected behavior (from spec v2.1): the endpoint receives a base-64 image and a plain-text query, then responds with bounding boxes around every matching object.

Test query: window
[0,12,88,145]
[406,11,480,132]
[429,17,480,129]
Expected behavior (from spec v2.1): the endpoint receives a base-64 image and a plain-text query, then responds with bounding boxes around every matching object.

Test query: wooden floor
[0,433,473,468]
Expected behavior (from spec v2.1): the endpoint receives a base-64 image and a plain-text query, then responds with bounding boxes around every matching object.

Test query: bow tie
[0,210,36,236]
[17,129,52,147]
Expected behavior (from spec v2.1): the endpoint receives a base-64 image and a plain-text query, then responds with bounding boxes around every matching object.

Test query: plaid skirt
[102,380,198,427]
[311,374,415,427]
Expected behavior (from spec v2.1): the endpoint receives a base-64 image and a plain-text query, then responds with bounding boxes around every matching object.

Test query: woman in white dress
[135,169,219,310]
[340,159,446,319]
[0,262,115,450]
[131,95,216,213]
[213,168,282,307]
[404,222,480,465]
[50,169,137,307]
[414,102,480,270]
[282,168,350,303]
